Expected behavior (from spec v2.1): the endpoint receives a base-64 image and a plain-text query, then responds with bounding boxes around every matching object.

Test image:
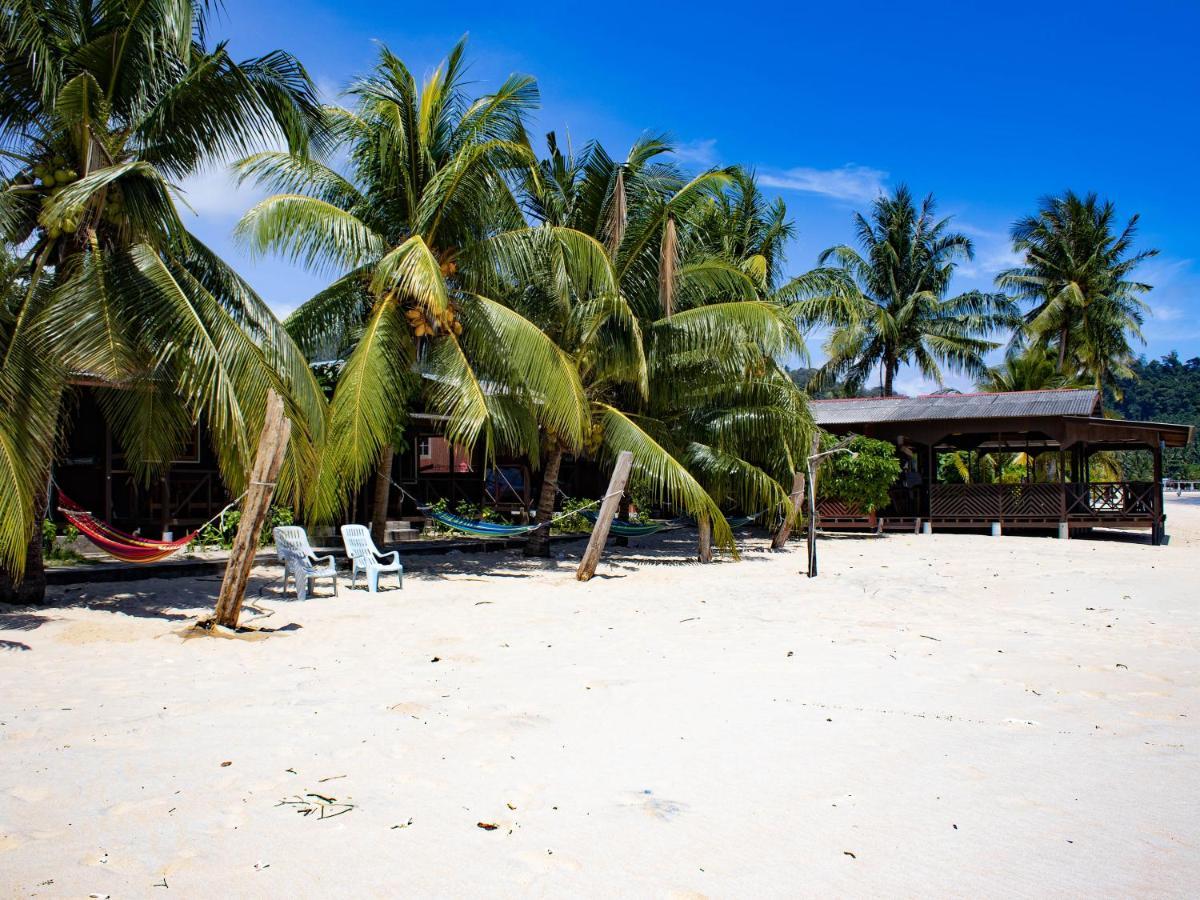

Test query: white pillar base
[1058,522,1069,540]
[990,522,1002,537]
[921,521,932,535]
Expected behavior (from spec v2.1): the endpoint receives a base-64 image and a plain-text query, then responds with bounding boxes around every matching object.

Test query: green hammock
[423,507,541,538]
[579,510,673,537]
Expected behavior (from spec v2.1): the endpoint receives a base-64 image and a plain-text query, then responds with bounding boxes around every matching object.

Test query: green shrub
[420,499,505,537]
[42,519,86,564]
[195,504,294,550]
[550,496,596,533]
[821,435,901,513]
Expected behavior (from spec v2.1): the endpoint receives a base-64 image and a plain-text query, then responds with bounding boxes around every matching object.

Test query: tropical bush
[820,436,901,513]
[420,499,507,537]
[41,520,84,564]
[195,505,295,550]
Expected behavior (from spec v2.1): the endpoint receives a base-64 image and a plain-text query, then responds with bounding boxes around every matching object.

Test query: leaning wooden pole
[576,450,633,582]
[212,390,292,629]
[771,471,805,550]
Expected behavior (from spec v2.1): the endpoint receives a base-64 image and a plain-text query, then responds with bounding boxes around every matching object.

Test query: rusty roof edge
[1062,415,1194,444]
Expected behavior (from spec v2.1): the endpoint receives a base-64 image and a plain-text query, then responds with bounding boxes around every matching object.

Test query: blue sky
[184,0,1200,394]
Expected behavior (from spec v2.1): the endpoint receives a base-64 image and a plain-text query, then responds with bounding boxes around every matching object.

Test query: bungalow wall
[53,390,606,537]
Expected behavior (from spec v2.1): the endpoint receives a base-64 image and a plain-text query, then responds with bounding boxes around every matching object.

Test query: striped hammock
[579,510,673,537]
[57,491,200,563]
[422,507,541,538]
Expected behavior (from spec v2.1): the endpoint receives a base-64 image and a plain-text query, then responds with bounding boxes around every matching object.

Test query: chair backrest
[340,524,378,562]
[274,526,314,562]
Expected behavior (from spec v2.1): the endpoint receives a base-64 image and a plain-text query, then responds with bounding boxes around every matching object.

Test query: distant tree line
[1111,354,1200,479]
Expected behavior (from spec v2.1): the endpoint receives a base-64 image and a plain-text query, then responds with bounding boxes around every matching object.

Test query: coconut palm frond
[594,402,736,555]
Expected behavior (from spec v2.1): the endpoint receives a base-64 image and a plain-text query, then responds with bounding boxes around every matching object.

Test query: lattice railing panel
[817,499,866,519]
[1066,482,1155,518]
[1001,483,1061,519]
[930,484,1002,519]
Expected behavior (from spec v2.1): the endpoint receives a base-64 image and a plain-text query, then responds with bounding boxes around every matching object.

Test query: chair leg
[332,574,339,597]
[296,575,308,603]
[368,569,379,594]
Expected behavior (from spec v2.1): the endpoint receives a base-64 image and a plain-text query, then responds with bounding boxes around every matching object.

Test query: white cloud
[174,165,266,219]
[758,164,888,203]
[315,75,344,105]
[674,138,719,168]
[892,369,977,398]
[954,223,1023,281]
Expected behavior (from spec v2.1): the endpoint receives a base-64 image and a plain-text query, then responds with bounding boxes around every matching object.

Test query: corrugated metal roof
[811,389,1101,426]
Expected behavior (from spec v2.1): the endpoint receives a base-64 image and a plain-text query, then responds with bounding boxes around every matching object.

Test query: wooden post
[771,471,805,549]
[1152,439,1164,545]
[806,463,819,578]
[576,450,633,582]
[212,391,292,628]
[697,516,713,562]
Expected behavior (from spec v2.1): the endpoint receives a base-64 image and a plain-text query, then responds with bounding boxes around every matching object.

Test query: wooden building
[52,390,602,537]
[810,389,1193,544]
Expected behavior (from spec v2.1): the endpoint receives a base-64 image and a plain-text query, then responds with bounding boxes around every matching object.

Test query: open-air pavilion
[810,388,1194,544]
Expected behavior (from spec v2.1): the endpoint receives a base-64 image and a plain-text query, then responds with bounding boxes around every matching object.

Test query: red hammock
[57,491,202,564]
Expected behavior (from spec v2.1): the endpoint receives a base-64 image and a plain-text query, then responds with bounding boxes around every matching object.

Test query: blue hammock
[579,510,674,537]
[423,507,541,538]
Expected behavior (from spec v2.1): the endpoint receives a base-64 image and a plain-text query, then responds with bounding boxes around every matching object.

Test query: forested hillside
[1111,353,1199,477]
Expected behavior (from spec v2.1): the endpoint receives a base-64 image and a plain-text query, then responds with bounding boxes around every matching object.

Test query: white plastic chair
[340,524,403,593]
[273,526,338,601]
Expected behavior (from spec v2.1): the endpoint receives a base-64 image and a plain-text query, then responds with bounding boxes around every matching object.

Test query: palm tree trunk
[771,472,806,549]
[0,513,46,606]
[883,361,895,396]
[697,516,713,562]
[524,447,563,558]
[1057,325,1068,373]
[370,444,393,546]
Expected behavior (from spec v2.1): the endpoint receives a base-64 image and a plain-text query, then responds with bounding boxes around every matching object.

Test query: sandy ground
[2,499,1198,898]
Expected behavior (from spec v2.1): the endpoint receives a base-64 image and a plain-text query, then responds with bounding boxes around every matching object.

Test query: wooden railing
[929,481,1157,524]
[1065,482,1154,518]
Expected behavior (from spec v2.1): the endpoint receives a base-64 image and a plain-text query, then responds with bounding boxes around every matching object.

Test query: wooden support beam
[212,391,292,629]
[576,451,633,582]
[1153,439,1164,545]
[771,471,805,550]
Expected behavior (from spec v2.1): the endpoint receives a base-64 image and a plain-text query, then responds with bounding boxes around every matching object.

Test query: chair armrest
[375,550,401,566]
[316,554,337,570]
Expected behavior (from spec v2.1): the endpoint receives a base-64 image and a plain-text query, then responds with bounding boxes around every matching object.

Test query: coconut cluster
[404,304,463,338]
[30,156,83,239]
[583,421,605,455]
[19,155,130,241]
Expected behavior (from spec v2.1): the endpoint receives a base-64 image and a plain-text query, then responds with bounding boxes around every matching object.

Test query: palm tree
[976,345,1087,393]
[997,191,1156,396]
[242,48,765,558]
[512,137,821,556]
[237,43,664,543]
[0,0,328,599]
[812,186,1016,396]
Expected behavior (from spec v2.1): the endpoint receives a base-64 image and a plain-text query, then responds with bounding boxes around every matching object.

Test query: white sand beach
[2,499,1198,897]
